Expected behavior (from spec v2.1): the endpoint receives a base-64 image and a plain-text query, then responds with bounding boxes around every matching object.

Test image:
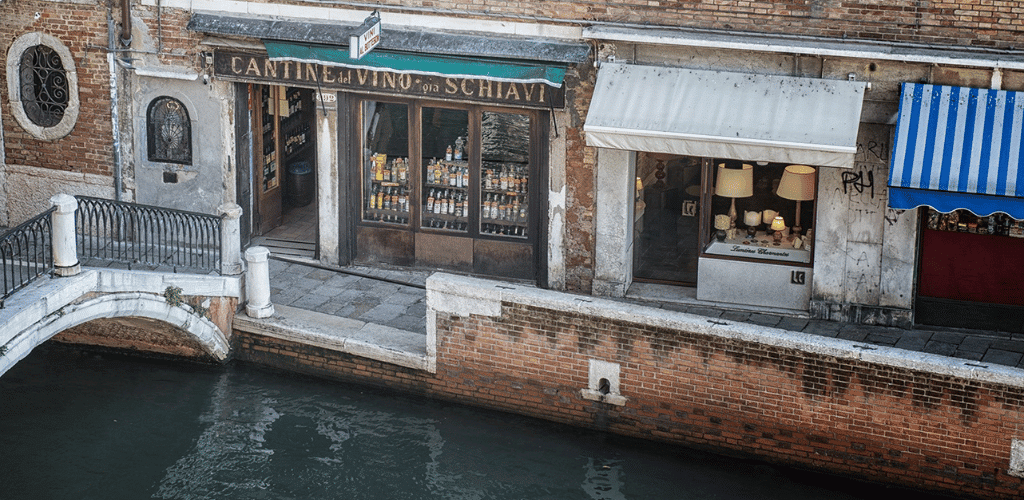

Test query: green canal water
[0,345,945,499]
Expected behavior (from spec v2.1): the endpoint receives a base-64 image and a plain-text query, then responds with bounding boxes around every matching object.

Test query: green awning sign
[264,40,567,88]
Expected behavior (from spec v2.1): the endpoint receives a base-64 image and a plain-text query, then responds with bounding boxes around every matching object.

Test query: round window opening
[19,44,69,128]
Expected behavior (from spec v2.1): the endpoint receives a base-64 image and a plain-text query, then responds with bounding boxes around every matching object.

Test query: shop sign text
[215,52,564,108]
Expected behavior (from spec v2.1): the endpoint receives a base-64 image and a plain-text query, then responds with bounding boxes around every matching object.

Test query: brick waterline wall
[234,273,1024,498]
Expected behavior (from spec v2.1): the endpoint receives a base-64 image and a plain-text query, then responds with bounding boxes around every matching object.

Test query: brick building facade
[4,0,1024,495]
[5,0,1023,327]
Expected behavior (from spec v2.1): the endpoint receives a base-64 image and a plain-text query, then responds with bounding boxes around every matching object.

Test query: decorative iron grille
[19,45,68,127]
[148,97,192,164]
[0,207,55,307]
[76,196,221,273]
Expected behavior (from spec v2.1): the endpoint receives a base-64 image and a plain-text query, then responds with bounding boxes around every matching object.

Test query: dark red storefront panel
[919,228,1024,306]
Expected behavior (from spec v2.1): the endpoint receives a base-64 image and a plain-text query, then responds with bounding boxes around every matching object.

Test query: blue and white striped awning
[888,82,1024,219]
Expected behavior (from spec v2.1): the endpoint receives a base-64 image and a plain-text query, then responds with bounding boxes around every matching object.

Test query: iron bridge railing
[0,207,56,307]
[76,196,222,274]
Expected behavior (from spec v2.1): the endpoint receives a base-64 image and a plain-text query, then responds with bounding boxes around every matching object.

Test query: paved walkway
[266,258,1024,371]
[267,257,430,334]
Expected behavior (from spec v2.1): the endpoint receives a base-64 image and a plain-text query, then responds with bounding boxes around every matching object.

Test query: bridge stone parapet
[0,269,240,377]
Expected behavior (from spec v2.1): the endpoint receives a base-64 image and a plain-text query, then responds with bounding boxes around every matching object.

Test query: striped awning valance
[888,82,1024,218]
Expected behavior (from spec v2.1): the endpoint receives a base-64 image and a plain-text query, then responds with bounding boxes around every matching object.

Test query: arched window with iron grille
[19,44,68,128]
[6,33,79,140]
[147,96,192,165]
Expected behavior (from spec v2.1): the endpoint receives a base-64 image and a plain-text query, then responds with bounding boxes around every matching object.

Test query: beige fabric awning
[584,63,866,168]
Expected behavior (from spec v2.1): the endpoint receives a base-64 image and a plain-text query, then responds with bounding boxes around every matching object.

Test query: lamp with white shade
[776,165,816,236]
[715,163,753,223]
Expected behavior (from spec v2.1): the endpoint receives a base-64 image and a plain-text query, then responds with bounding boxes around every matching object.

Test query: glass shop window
[704,160,817,264]
[358,98,536,240]
[362,100,411,225]
[421,107,470,232]
[925,208,1024,237]
[147,96,192,165]
[480,111,530,238]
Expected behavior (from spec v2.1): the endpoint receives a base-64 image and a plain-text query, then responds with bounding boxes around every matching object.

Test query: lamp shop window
[705,160,817,264]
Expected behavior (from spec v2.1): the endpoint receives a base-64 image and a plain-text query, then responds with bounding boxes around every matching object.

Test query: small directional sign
[350,12,381,60]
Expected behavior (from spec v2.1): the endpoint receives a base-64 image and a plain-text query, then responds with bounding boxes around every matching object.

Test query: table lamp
[715,163,753,223]
[770,216,786,245]
[776,165,816,236]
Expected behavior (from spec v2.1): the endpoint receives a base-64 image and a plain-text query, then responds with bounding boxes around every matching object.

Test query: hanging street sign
[350,12,381,60]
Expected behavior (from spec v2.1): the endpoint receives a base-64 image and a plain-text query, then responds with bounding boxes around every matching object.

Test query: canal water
[1,345,944,499]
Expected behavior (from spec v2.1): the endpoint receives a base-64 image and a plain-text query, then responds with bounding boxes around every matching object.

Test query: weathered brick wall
[1,0,113,176]
[310,0,1022,49]
[560,63,597,291]
[436,303,1024,496]
[425,278,1024,498]
[234,274,1024,498]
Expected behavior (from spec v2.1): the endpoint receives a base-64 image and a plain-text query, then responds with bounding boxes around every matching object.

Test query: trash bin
[286,162,314,207]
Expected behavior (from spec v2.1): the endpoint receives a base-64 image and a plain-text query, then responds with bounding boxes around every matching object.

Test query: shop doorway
[633,154,704,285]
[915,209,1024,333]
[248,84,318,258]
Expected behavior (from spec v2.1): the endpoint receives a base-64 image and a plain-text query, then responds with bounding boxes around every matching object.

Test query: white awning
[584,63,866,168]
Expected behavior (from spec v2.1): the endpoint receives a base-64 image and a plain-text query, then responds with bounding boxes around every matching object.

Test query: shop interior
[355,98,539,280]
[633,155,817,285]
[250,85,318,259]
[917,207,1024,332]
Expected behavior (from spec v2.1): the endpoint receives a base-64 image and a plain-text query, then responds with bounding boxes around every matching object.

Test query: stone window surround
[5,32,80,140]
[147,95,193,165]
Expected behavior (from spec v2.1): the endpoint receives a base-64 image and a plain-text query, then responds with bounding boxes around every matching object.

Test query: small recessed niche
[163,171,178,183]
[581,359,626,406]
[1009,439,1024,478]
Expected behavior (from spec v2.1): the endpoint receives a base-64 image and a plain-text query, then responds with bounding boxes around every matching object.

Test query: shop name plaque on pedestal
[704,234,811,264]
[214,52,565,108]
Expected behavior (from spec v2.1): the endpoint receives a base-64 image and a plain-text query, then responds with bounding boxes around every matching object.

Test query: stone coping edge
[233,304,431,372]
[426,273,1024,389]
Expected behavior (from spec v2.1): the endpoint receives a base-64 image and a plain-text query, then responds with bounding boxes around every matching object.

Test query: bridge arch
[2,291,230,377]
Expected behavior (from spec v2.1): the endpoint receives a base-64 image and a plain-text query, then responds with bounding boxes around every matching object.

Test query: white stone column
[218,203,243,276]
[244,246,274,318]
[593,148,634,297]
[50,193,81,277]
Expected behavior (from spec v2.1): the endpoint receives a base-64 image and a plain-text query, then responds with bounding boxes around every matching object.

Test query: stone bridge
[0,194,254,377]
[0,268,240,377]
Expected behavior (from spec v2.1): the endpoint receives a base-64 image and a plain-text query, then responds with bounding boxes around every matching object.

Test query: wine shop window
[6,32,80,140]
[147,97,192,165]
[360,99,535,239]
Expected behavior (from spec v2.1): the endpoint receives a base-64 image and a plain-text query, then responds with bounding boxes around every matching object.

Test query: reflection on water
[0,346,942,499]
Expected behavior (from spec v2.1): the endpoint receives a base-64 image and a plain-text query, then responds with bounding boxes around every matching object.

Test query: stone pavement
[267,257,430,334]
[634,297,1024,370]
[266,257,1024,371]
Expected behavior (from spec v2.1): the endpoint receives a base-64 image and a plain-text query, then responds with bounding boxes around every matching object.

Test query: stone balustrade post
[50,193,81,277]
[218,203,243,276]
[244,246,274,318]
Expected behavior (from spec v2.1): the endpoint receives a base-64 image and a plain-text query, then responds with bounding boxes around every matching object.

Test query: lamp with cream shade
[776,165,816,235]
[715,163,753,223]
[770,216,786,245]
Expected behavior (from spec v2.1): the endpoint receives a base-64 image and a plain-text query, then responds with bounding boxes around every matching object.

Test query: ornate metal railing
[76,196,222,273]
[0,207,56,307]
